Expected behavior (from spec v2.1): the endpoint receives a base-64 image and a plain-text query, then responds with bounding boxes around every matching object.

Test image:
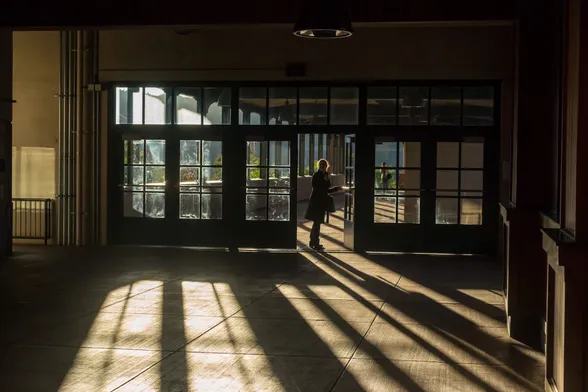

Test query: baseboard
[507,313,544,351]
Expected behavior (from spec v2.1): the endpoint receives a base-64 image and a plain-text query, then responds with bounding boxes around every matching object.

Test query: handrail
[11,198,52,245]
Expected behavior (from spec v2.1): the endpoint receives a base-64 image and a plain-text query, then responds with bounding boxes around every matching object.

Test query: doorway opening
[296,133,348,251]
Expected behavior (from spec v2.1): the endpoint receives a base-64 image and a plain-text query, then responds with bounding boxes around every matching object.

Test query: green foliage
[375,169,397,189]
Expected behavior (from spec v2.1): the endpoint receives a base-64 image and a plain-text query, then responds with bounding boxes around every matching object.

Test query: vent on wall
[286,63,306,77]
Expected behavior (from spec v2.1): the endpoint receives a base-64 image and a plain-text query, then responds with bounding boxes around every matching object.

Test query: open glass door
[237,135,297,249]
[343,135,356,250]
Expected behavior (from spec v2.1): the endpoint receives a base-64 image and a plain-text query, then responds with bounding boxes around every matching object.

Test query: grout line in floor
[328,300,387,392]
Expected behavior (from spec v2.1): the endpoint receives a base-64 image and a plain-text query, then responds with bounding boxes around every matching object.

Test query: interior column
[0,31,12,260]
[502,0,562,349]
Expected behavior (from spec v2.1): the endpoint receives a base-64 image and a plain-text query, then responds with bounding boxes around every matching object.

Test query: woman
[305,159,341,250]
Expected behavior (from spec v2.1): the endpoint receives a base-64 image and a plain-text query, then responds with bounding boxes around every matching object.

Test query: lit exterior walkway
[0,247,544,391]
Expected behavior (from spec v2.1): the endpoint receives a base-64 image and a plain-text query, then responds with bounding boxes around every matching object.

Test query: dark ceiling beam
[1,0,516,29]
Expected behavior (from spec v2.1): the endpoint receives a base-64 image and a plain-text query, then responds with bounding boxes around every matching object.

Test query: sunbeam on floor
[0,247,545,392]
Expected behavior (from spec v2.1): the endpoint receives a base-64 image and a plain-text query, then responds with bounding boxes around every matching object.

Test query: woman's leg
[310,220,321,246]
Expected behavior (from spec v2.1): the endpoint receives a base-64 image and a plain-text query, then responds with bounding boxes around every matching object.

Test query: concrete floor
[0,246,544,391]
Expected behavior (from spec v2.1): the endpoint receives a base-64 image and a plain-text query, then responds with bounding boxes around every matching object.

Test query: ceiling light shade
[293,0,354,39]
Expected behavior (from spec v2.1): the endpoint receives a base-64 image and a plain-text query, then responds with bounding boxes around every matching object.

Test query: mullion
[142,140,146,217]
[458,141,463,225]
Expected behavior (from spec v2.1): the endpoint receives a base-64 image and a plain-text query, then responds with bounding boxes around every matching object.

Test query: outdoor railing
[12,198,52,245]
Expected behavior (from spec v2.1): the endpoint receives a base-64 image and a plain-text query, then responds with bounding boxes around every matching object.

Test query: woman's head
[318,159,330,173]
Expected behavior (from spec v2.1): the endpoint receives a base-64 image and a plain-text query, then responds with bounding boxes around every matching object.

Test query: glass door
[234,134,297,249]
[343,135,356,250]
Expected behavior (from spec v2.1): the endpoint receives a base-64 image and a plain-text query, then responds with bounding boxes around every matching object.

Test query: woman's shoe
[310,243,325,251]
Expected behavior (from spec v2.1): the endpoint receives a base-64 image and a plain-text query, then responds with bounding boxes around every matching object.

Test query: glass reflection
[367,87,397,125]
[399,87,428,125]
[115,87,143,124]
[436,198,458,224]
[145,193,165,218]
[269,195,289,221]
[176,88,204,125]
[246,195,267,220]
[202,194,222,220]
[239,87,267,125]
[180,140,201,165]
[269,88,297,125]
[180,194,201,219]
[299,87,328,125]
[431,86,461,126]
[330,87,359,125]
[144,87,172,125]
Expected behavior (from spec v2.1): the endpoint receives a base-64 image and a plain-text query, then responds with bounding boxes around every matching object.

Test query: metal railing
[12,198,52,245]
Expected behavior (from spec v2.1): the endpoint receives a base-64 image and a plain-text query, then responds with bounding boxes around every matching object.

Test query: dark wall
[2,0,515,28]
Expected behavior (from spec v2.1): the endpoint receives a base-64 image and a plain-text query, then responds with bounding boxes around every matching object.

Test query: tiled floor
[0,247,544,391]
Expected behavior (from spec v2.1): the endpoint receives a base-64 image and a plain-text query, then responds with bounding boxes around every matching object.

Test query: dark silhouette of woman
[305,159,341,250]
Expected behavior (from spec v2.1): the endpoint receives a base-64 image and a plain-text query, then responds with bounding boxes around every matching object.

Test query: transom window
[113,84,495,127]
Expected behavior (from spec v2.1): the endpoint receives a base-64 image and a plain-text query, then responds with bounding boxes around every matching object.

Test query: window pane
[375,169,396,191]
[269,168,290,188]
[461,199,483,225]
[247,141,265,166]
[176,88,202,125]
[145,140,165,165]
[125,166,144,187]
[330,87,359,125]
[202,194,222,219]
[180,140,201,165]
[145,166,165,189]
[436,198,458,224]
[268,195,290,221]
[202,167,222,187]
[461,171,483,191]
[202,141,222,166]
[124,140,144,165]
[461,142,484,168]
[115,87,143,124]
[464,87,494,126]
[204,87,231,125]
[437,142,459,168]
[374,197,396,223]
[247,168,267,188]
[367,87,397,125]
[437,170,458,190]
[145,193,165,218]
[180,193,200,219]
[145,87,172,124]
[180,167,200,190]
[269,87,297,125]
[400,142,421,168]
[398,169,420,191]
[398,197,420,224]
[239,87,267,125]
[399,87,428,125]
[375,141,399,167]
[269,141,290,167]
[431,86,461,126]
[246,195,267,220]
[299,87,327,125]
[124,192,144,217]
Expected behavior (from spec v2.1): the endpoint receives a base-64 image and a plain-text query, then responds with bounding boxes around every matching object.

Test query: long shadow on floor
[313,252,543,391]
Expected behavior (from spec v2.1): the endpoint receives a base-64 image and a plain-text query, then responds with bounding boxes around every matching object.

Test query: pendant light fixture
[293,0,354,39]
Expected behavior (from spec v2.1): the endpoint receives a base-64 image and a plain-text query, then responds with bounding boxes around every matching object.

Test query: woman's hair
[317,159,330,169]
